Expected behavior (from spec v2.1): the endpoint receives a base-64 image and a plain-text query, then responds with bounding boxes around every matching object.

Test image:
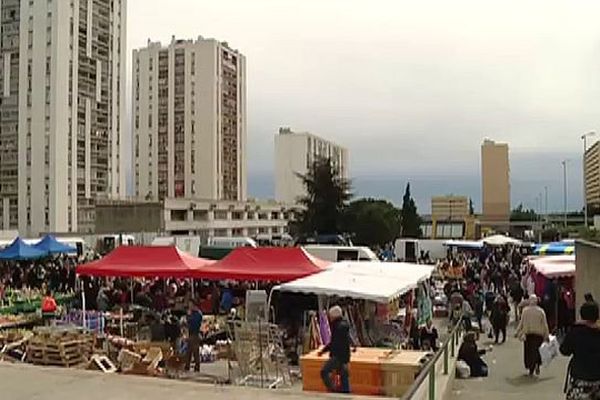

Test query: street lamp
[562,160,569,228]
[582,131,596,228]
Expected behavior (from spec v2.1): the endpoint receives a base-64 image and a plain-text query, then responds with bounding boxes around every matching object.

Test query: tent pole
[81,280,87,329]
[130,278,134,304]
[190,279,195,300]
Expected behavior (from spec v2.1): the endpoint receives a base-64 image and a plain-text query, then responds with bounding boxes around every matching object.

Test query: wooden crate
[380,350,431,397]
[300,347,389,395]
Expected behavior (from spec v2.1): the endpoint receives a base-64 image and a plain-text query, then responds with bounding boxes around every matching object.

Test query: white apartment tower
[275,127,349,204]
[0,0,127,235]
[133,36,247,202]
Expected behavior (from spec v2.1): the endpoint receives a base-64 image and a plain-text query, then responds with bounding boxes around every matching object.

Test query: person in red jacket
[41,290,57,326]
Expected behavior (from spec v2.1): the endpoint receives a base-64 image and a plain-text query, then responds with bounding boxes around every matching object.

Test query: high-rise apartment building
[481,139,510,225]
[275,127,349,204]
[0,0,127,235]
[584,140,600,212]
[133,36,247,202]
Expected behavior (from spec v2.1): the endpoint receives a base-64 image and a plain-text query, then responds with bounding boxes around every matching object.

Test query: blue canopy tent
[0,237,47,260]
[34,235,77,255]
[533,241,575,256]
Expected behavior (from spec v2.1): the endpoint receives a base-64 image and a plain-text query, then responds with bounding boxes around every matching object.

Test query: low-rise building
[94,198,297,240]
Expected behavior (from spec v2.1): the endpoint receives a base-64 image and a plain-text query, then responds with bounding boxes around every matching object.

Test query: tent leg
[130,278,134,304]
[81,280,87,329]
[191,279,195,300]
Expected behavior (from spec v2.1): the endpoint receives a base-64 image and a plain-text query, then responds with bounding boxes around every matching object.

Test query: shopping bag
[481,319,491,334]
[456,360,471,379]
[539,335,559,367]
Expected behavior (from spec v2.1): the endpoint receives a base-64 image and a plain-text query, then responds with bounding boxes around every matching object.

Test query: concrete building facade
[275,127,348,204]
[133,36,247,203]
[481,139,510,226]
[94,198,295,239]
[431,195,470,220]
[584,140,600,212]
[0,0,127,235]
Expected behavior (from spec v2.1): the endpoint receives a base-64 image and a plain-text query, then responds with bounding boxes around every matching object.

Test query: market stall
[482,234,522,246]
[533,241,575,255]
[76,245,215,278]
[0,237,47,260]
[33,235,77,255]
[191,247,330,281]
[273,261,434,303]
[527,255,576,332]
[273,261,435,396]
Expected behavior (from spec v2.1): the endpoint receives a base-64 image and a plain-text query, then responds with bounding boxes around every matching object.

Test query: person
[472,289,485,332]
[516,294,549,376]
[458,332,488,377]
[220,286,233,314]
[584,293,595,304]
[318,305,351,393]
[96,287,110,312]
[560,301,600,399]
[490,294,509,344]
[185,300,203,373]
[41,290,58,326]
[510,278,525,322]
[420,319,439,351]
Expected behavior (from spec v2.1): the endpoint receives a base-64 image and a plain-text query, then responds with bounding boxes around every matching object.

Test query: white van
[207,236,257,248]
[394,239,447,262]
[151,236,202,256]
[302,245,379,262]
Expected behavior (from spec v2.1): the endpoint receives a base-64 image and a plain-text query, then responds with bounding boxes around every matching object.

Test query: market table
[300,347,431,396]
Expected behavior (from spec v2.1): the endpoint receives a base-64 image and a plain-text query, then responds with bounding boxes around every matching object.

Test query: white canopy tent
[482,234,522,246]
[529,255,575,278]
[273,261,434,303]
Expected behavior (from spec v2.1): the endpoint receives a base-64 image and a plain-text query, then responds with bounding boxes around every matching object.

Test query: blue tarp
[0,237,47,260]
[34,235,77,254]
[532,241,575,255]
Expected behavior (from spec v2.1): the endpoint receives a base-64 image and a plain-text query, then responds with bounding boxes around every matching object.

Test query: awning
[76,246,215,278]
[274,261,434,303]
[33,235,77,254]
[192,247,329,282]
[0,237,47,260]
[533,241,574,255]
[443,240,484,249]
[529,255,575,278]
[483,234,522,246]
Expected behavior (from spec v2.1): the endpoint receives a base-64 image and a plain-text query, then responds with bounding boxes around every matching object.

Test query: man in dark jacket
[318,305,351,393]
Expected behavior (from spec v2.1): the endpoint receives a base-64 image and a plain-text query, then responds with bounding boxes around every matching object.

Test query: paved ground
[0,362,381,400]
[448,322,569,400]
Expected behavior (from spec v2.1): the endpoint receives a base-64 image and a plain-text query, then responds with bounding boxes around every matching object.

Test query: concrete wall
[95,202,163,234]
[575,240,600,312]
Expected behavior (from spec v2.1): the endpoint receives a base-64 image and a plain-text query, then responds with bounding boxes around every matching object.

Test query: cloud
[127,0,600,205]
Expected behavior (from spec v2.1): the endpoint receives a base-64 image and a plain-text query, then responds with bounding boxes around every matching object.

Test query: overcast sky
[127,0,600,210]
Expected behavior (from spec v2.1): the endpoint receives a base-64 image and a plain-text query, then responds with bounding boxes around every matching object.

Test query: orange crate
[300,347,389,395]
[380,350,431,397]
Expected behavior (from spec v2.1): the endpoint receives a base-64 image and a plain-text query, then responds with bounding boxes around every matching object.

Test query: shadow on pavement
[505,374,555,387]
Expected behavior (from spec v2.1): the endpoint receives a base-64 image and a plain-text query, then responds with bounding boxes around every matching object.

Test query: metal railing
[400,319,465,400]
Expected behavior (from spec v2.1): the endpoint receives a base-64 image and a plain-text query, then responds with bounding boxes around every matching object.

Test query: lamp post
[582,131,596,228]
[562,160,568,228]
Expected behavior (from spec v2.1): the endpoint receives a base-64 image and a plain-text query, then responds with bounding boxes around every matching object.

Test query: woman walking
[516,294,549,376]
[560,301,600,399]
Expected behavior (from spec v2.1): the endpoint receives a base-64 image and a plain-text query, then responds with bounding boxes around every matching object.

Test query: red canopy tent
[191,247,329,282]
[76,246,215,278]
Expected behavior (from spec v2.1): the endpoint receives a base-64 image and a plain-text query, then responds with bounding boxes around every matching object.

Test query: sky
[127,0,600,212]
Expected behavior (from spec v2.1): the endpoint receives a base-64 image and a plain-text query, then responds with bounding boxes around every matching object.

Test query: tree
[294,157,352,236]
[342,198,401,247]
[510,203,537,221]
[400,183,422,238]
[469,198,475,215]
